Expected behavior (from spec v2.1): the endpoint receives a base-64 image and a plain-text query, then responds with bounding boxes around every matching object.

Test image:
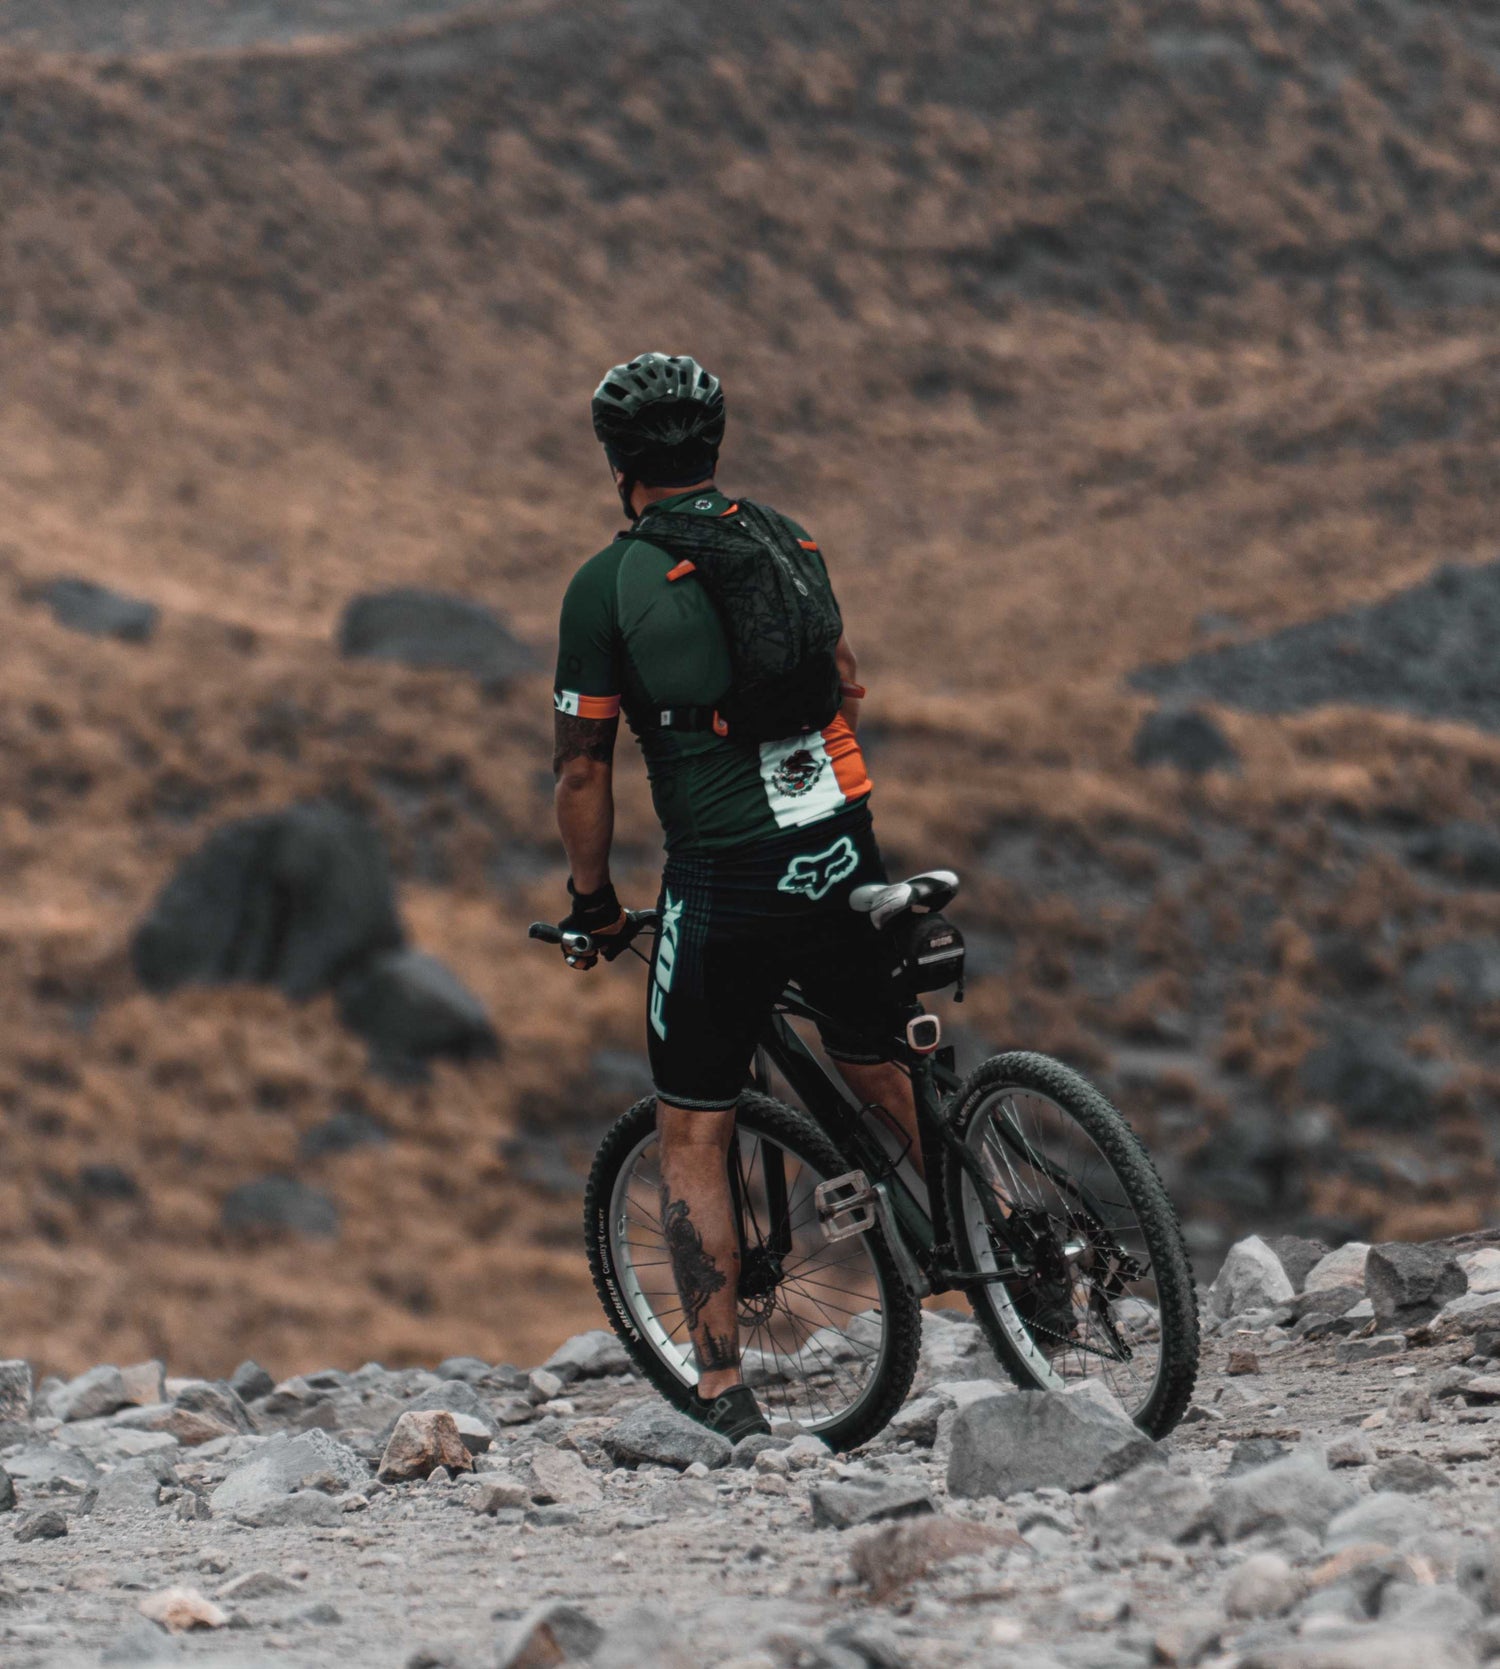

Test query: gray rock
[233,1490,344,1528]
[434,1357,492,1384]
[886,1394,945,1446]
[1208,1453,1359,1542]
[53,1365,131,1423]
[1365,1242,1467,1329]
[1324,1491,1436,1550]
[1410,823,1500,887]
[1380,1581,1481,1634]
[15,1507,68,1540]
[216,1570,302,1602]
[947,1389,1156,1500]
[542,1331,631,1382]
[1133,707,1238,775]
[1304,1243,1372,1293]
[40,577,158,643]
[592,1606,691,1669]
[337,948,498,1072]
[1226,1437,1289,1477]
[1083,1464,1210,1544]
[228,1362,275,1403]
[601,1405,732,1472]
[337,588,536,685]
[4,1445,100,1491]
[0,1466,13,1512]
[1368,1454,1454,1494]
[88,1460,166,1519]
[210,1429,367,1513]
[1265,1236,1329,1294]
[221,1177,339,1240]
[809,1477,935,1530]
[495,1602,602,1669]
[0,1361,33,1424]
[1224,1551,1302,1620]
[1210,1237,1296,1319]
[1335,1335,1406,1364]
[100,1617,182,1663]
[300,1107,388,1158]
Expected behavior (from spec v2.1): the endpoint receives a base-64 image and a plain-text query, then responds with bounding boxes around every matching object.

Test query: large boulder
[1304,1242,1371,1293]
[1209,1236,1296,1319]
[948,1386,1155,1499]
[35,576,158,643]
[1301,1024,1438,1131]
[131,802,402,1000]
[335,948,497,1070]
[1365,1242,1467,1330]
[1265,1236,1329,1294]
[337,589,536,687]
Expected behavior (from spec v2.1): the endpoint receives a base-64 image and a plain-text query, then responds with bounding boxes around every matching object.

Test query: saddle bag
[891,912,966,995]
[626,499,844,744]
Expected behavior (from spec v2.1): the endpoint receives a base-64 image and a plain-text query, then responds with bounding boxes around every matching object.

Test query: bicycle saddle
[850,869,960,930]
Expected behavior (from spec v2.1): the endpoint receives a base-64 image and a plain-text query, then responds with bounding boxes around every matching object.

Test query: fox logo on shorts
[778,835,860,902]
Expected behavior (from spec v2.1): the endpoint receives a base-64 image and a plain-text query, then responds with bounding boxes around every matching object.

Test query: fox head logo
[778,835,860,902]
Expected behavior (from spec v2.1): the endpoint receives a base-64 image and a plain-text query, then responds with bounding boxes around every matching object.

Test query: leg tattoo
[697,1325,739,1373]
[660,1190,727,1330]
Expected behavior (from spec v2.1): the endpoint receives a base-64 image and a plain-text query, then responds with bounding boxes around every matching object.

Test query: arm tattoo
[553,713,618,775]
[697,1325,739,1373]
[660,1190,727,1330]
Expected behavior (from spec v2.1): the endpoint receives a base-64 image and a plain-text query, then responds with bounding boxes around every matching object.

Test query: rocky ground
[8,1235,1500,1668]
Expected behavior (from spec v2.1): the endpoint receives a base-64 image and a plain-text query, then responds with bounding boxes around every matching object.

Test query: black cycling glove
[559,880,628,969]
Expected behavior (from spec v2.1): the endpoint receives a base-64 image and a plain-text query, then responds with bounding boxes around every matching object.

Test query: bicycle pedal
[815,1171,877,1242]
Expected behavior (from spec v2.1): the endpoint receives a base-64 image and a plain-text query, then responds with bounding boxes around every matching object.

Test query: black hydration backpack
[628,498,844,744]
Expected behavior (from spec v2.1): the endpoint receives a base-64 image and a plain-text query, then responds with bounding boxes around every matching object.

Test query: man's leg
[656,1100,743,1398]
[832,1058,925,1179]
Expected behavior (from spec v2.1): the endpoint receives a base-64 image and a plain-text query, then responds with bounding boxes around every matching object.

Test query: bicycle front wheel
[586,1092,922,1452]
[943,1052,1199,1438]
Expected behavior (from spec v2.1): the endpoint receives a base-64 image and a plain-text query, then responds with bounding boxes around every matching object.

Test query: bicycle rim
[607,1122,895,1436]
[956,1085,1167,1418]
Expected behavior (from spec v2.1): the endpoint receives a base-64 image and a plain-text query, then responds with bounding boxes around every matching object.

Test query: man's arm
[835,633,863,733]
[554,712,618,894]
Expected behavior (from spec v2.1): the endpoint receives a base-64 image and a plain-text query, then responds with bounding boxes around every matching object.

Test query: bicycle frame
[752,985,1046,1300]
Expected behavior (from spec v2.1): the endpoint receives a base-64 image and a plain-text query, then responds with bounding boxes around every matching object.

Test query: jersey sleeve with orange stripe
[554,547,624,721]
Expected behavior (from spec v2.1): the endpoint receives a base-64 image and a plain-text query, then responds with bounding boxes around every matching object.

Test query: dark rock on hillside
[1409,825,1500,887]
[299,1106,389,1159]
[1133,559,1500,732]
[132,801,403,999]
[336,949,497,1073]
[1300,1022,1437,1131]
[221,1177,339,1241]
[338,589,536,688]
[1406,941,1500,1007]
[1132,707,1238,775]
[33,576,158,643]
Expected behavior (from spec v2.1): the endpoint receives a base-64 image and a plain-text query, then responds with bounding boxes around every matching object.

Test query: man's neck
[630,478,717,517]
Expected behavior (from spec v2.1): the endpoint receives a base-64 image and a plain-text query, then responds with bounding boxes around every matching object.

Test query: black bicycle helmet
[592,353,725,494]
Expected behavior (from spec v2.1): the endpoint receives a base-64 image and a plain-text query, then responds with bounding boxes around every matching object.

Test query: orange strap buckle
[666,559,697,582]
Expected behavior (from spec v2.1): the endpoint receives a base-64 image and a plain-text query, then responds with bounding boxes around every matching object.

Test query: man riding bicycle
[549,353,924,1441]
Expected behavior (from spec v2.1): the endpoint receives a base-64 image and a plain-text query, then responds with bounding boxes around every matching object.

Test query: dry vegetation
[0,0,1498,1376]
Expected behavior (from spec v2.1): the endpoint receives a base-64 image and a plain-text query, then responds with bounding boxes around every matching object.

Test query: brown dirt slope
[1,0,1498,1377]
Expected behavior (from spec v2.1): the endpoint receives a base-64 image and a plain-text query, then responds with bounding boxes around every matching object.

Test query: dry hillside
[0,0,1498,1376]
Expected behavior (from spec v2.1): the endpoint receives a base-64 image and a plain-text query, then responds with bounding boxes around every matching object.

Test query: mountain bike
[529,869,1199,1452]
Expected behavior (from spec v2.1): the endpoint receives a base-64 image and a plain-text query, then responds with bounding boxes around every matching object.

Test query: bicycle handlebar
[527,908,661,963]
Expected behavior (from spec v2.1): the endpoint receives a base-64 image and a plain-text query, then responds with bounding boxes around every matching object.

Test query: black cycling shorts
[645,801,904,1111]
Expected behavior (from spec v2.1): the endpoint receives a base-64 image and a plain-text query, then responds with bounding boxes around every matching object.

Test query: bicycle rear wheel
[586,1092,922,1452]
[943,1052,1199,1438]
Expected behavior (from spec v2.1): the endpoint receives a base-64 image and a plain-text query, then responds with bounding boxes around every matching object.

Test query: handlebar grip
[528,922,565,945]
